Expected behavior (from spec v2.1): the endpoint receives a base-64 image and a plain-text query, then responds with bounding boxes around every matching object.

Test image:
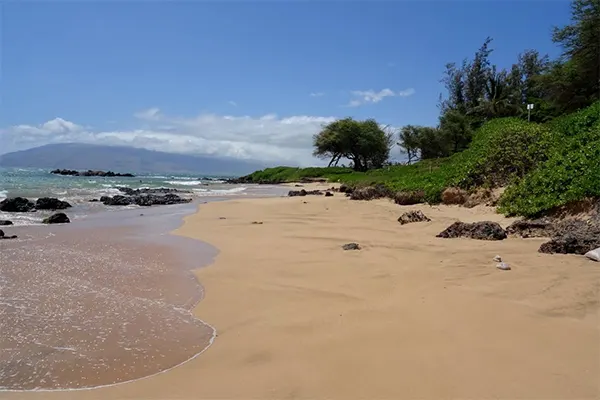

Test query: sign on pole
[527,103,534,121]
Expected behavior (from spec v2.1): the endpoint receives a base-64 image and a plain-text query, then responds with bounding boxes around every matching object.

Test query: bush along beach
[236,0,600,221]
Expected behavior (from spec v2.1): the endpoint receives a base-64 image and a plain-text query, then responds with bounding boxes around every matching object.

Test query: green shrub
[452,118,552,189]
[498,103,600,217]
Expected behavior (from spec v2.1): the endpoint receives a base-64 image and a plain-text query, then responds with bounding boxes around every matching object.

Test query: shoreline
[4,183,599,398]
[1,200,221,392]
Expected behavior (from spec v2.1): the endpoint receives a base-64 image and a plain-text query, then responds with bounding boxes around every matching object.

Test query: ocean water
[0,167,287,390]
[0,167,283,225]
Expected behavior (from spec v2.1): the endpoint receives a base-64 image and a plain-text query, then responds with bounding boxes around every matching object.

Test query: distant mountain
[0,143,267,176]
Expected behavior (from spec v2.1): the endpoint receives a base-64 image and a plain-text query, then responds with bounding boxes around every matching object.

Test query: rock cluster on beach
[0,197,72,212]
[35,197,72,210]
[0,197,36,212]
[288,189,324,197]
[50,169,135,177]
[116,187,191,196]
[98,189,192,207]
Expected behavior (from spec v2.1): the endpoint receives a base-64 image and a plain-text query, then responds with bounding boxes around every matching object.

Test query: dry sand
[4,183,600,399]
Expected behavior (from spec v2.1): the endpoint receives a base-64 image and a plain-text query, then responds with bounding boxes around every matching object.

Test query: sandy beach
[4,182,599,399]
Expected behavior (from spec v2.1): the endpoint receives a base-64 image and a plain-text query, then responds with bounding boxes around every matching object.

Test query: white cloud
[0,110,340,166]
[133,107,161,120]
[228,100,238,107]
[347,88,415,107]
[310,92,325,97]
[397,88,416,97]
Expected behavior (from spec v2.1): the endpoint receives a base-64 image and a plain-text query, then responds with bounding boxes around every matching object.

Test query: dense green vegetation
[243,0,599,218]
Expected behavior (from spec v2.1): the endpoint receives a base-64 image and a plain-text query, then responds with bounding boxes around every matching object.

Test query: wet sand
[0,203,217,390]
[3,185,600,399]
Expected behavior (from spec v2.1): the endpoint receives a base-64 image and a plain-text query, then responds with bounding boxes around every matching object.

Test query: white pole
[527,104,534,122]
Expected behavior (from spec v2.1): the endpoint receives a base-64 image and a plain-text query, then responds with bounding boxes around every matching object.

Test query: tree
[313,118,392,171]
[550,0,600,113]
[398,125,451,161]
[397,125,421,164]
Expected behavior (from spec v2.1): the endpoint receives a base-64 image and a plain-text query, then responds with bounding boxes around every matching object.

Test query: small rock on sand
[342,243,360,250]
[493,255,502,262]
[496,262,511,271]
[252,221,263,225]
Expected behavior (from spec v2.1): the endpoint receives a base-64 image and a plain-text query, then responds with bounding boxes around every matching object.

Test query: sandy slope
[5,185,600,399]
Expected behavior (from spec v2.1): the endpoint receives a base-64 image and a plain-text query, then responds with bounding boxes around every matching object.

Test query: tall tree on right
[547,0,600,113]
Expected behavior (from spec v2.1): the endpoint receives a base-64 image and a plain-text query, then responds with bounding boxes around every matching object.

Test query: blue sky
[1,1,572,165]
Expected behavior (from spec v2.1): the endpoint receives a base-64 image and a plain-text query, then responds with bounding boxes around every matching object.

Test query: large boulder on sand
[42,212,70,224]
[506,219,555,238]
[436,221,507,240]
[538,221,600,255]
[398,210,431,225]
[393,191,425,205]
[0,197,35,212]
[350,185,391,201]
[539,233,600,255]
[35,197,72,210]
[288,189,323,197]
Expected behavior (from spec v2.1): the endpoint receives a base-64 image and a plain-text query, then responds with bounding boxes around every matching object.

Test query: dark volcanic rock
[339,184,354,194]
[538,221,600,255]
[393,191,425,205]
[101,193,192,207]
[342,243,361,250]
[117,187,191,196]
[437,221,507,241]
[506,219,555,238]
[42,212,70,224]
[325,191,334,197]
[0,220,13,225]
[101,195,132,206]
[51,169,135,177]
[35,197,72,210]
[0,197,35,212]
[288,189,323,197]
[350,185,391,201]
[539,233,600,255]
[0,229,17,239]
[398,210,431,225]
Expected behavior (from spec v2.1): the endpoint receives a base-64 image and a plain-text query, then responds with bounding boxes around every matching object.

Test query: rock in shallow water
[0,229,18,239]
[0,197,35,212]
[42,213,70,224]
[35,197,72,210]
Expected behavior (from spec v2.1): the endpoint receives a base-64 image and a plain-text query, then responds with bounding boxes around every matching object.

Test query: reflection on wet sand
[0,205,216,391]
